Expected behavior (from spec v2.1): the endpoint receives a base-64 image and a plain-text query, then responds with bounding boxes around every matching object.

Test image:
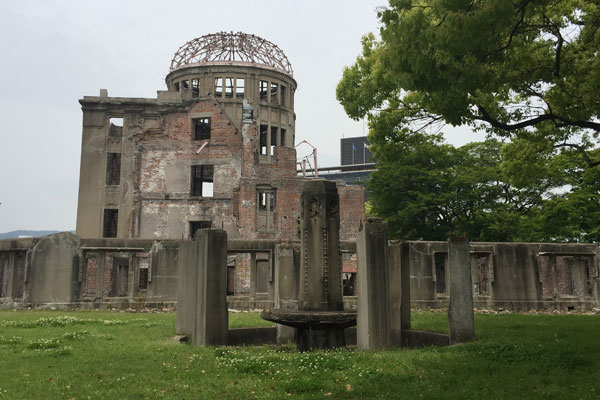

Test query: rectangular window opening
[103,209,118,238]
[106,153,121,186]
[477,256,489,295]
[193,117,211,140]
[434,253,447,294]
[259,80,268,101]
[108,117,123,137]
[258,190,275,211]
[214,78,223,97]
[191,165,214,197]
[110,258,129,297]
[225,78,234,98]
[138,266,148,290]
[192,79,199,97]
[280,128,287,147]
[235,78,245,98]
[343,272,356,296]
[271,126,278,154]
[189,221,212,239]
[559,257,576,296]
[174,82,180,91]
[256,259,269,294]
[270,82,279,104]
[117,262,129,296]
[259,125,268,155]
[227,264,235,296]
[182,80,190,89]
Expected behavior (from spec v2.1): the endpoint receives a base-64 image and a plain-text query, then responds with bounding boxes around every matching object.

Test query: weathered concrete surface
[388,241,411,347]
[2,234,599,312]
[356,219,390,350]
[24,232,81,304]
[299,179,343,312]
[274,244,299,344]
[448,237,475,344]
[148,241,178,302]
[176,229,228,346]
[175,240,195,336]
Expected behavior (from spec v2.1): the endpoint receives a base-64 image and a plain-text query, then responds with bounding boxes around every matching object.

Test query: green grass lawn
[0,310,598,399]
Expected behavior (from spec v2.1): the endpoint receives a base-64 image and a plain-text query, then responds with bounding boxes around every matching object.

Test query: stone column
[298,179,344,349]
[448,236,475,344]
[4,253,15,299]
[357,218,390,350]
[175,241,195,336]
[274,244,299,344]
[388,241,411,347]
[299,180,343,311]
[250,252,257,299]
[176,229,228,346]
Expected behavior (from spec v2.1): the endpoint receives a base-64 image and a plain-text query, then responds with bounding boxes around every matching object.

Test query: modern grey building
[340,136,373,165]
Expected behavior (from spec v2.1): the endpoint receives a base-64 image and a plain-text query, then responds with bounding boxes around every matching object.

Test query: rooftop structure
[170,32,293,76]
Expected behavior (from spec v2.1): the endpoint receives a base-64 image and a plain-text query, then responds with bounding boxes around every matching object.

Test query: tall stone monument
[262,179,355,351]
[299,179,344,311]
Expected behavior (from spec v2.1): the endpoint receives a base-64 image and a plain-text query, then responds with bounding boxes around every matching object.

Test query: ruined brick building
[74,32,364,301]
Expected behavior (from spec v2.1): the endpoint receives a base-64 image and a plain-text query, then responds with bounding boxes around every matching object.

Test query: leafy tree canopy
[368,133,600,242]
[337,0,600,168]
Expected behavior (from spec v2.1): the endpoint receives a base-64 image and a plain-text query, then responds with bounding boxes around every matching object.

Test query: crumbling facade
[74,32,365,304]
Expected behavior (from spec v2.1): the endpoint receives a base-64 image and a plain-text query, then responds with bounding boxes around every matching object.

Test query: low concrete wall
[1,234,598,312]
[404,241,599,312]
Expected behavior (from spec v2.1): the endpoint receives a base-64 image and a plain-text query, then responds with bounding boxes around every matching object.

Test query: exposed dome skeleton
[170,32,293,76]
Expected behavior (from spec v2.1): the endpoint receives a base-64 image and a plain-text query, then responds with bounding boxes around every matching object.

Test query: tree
[337,0,600,168]
[367,131,557,241]
[518,148,600,243]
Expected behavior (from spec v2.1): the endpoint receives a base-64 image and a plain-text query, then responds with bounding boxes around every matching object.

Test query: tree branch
[475,105,555,131]
[553,142,600,168]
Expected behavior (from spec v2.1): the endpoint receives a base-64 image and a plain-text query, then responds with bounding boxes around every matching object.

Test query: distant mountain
[0,230,75,240]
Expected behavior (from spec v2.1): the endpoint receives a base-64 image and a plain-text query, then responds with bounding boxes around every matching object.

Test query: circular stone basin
[261,309,357,330]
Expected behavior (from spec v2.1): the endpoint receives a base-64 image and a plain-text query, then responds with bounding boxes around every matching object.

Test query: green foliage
[367,129,600,242]
[337,0,600,169]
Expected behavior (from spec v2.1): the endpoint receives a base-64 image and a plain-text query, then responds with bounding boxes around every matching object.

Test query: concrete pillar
[266,123,272,158]
[250,252,257,297]
[448,236,475,344]
[24,232,81,305]
[274,244,299,344]
[299,180,343,311]
[176,229,228,346]
[298,179,345,350]
[5,253,15,299]
[249,252,257,309]
[400,242,411,333]
[357,218,390,350]
[95,252,105,300]
[176,241,195,336]
[388,241,411,347]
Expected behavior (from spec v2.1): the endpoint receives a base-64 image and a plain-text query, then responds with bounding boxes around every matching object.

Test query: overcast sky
[0,0,482,233]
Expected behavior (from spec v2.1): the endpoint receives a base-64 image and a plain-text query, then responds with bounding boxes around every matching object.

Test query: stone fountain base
[261,309,356,351]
